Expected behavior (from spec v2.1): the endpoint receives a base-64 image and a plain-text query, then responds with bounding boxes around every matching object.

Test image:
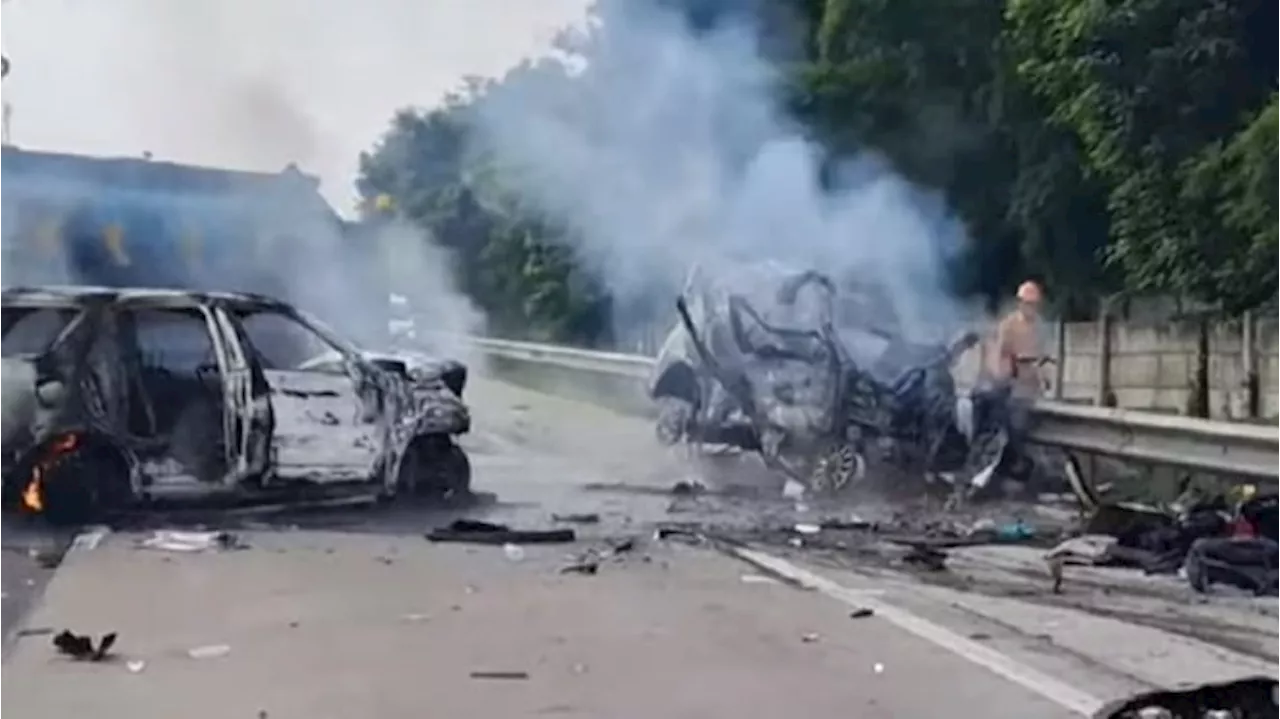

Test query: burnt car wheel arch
[394,434,471,500]
[9,431,135,526]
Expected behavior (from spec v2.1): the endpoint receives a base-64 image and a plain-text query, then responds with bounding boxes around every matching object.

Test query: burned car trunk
[648,263,1009,497]
[1,286,472,524]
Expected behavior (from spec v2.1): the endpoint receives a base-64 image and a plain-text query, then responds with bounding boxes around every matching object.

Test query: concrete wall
[957,315,1279,421]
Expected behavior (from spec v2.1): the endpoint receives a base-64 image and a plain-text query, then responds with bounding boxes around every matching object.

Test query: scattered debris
[139,530,246,553]
[1048,555,1066,594]
[53,630,117,661]
[560,560,600,575]
[187,644,231,660]
[552,513,600,524]
[654,526,704,543]
[671,480,706,497]
[502,543,526,562]
[794,523,822,536]
[1184,536,1278,596]
[741,574,779,585]
[781,480,806,499]
[126,660,146,674]
[400,613,430,623]
[375,556,395,565]
[968,632,992,641]
[1091,675,1277,719]
[469,671,530,680]
[873,662,885,674]
[71,525,112,552]
[16,626,55,638]
[609,538,636,554]
[426,519,576,545]
[900,544,948,572]
[801,632,820,643]
[848,607,874,619]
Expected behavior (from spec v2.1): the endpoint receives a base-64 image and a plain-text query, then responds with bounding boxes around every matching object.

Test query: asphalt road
[2,373,1275,718]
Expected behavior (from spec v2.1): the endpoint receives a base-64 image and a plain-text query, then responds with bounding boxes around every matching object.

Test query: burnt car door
[224,306,385,484]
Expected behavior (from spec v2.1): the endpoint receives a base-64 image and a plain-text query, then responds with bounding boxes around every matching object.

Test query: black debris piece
[427,519,575,545]
[552,513,600,524]
[670,481,706,496]
[560,560,600,575]
[849,608,874,619]
[609,538,636,554]
[1184,537,1279,596]
[900,544,948,572]
[16,627,56,638]
[469,671,530,680]
[53,630,117,661]
[1091,675,1277,719]
[654,526,704,542]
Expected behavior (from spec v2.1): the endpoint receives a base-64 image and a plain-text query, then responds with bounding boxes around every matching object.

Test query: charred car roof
[1,285,292,311]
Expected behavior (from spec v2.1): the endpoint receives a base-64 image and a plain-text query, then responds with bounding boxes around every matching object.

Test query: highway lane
[2,374,1274,718]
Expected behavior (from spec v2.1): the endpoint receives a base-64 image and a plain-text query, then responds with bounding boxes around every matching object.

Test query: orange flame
[20,433,81,514]
[21,468,44,513]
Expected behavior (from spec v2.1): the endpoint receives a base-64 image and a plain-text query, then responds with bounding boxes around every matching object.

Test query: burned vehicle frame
[1,286,472,524]
[648,265,1009,496]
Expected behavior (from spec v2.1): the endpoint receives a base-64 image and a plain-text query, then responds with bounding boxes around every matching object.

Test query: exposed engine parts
[648,263,1020,498]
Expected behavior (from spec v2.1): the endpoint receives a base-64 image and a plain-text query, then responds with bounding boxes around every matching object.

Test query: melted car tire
[399,436,472,501]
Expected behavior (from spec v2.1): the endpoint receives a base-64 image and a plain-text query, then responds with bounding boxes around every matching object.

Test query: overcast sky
[0,0,589,213]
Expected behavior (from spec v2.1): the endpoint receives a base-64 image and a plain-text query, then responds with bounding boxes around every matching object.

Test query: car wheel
[655,397,694,446]
[39,441,133,526]
[398,436,472,501]
[807,442,864,496]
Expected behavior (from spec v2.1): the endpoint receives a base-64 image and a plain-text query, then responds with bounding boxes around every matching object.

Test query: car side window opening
[123,308,224,443]
[1,307,79,358]
[235,309,346,375]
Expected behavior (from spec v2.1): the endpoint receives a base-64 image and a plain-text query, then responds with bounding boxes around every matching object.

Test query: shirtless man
[990,280,1048,398]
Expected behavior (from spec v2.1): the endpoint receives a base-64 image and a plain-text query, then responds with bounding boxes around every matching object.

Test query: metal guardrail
[472,337,1280,483]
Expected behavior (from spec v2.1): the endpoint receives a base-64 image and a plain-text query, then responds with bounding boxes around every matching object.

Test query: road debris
[426,519,576,545]
[552,513,600,524]
[502,543,526,562]
[187,644,231,660]
[71,525,112,552]
[139,530,246,553]
[801,632,820,643]
[849,607,874,619]
[469,671,530,680]
[794,523,821,536]
[1091,675,1277,719]
[125,660,146,674]
[53,630,117,661]
[560,560,600,575]
[741,574,779,585]
[873,662,885,674]
[15,626,56,638]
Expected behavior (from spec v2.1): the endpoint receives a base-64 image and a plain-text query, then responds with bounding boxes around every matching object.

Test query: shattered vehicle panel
[648,262,1002,496]
[1,285,472,524]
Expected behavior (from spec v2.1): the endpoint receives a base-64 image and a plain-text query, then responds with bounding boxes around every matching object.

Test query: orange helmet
[1016,280,1043,303]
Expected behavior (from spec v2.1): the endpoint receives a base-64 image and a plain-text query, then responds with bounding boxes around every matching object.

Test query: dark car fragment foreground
[1,285,472,524]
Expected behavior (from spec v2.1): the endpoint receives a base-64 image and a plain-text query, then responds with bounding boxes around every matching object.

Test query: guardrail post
[1095,300,1115,408]
[1053,319,1066,400]
[1242,310,1260,420]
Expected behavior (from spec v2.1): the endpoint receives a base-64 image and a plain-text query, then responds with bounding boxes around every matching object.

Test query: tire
[398,436,472,501]
[39,442,133,527]
[655,397,694,446]
[806,442,864,497]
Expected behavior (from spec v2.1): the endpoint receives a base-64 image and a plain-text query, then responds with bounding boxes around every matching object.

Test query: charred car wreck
[648,264,1012,497]
[1,286,472,524]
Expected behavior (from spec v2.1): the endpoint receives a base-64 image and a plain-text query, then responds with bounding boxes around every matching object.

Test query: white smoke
[469,0,981,353]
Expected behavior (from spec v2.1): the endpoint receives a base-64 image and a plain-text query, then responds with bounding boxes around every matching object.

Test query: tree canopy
[357,0,1276,345]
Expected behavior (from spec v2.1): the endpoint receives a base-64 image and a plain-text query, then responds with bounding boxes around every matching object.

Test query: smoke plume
[469,0,981,360]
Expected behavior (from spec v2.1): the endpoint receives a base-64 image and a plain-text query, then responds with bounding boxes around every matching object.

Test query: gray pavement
[2,375,1275,718]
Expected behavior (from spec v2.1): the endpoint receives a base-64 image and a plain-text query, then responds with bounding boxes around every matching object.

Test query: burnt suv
[1,286,472,523]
